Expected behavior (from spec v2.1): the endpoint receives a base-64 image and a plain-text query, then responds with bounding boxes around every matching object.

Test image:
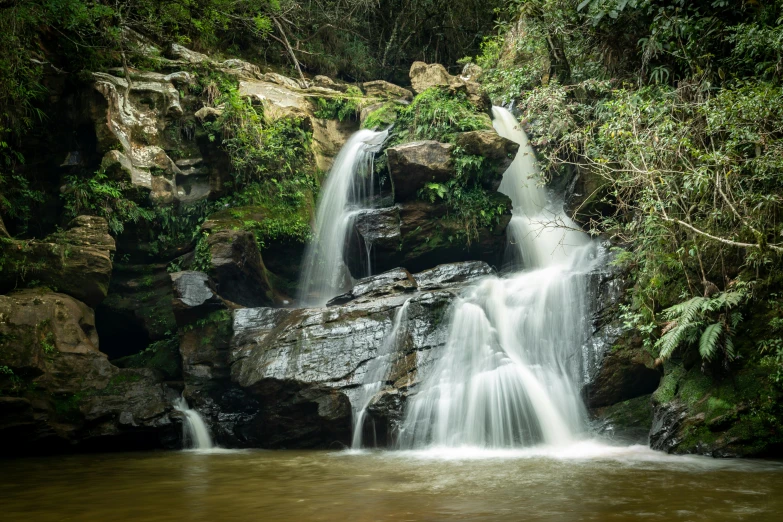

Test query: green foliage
[389,88,490,146]
[313,87,363,121]
[361,102,400,130]
[656,289,747,363]
[192,232,212,273]
[61,171,153,236]
[0,172,46,236]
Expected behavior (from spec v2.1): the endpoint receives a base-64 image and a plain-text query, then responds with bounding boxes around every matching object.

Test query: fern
[699,323,723,361]
[655,289,747,363]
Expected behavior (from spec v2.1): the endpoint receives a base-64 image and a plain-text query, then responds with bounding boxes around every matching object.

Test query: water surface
[2,443,782,521]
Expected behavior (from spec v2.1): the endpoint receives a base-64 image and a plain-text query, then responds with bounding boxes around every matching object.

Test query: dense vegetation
[469,0,783,376]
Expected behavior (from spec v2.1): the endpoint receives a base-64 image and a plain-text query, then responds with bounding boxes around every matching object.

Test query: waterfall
[299,129,389,306]
[351,299,411,449]
[398,107,600,448]
[173,397,214,450]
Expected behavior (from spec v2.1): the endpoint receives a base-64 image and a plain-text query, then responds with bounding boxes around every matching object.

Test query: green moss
[652,363,685,404]
[362,102,400,129]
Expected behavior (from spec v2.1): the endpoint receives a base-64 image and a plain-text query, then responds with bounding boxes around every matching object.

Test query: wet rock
[647,363,783,457]
[583,346,661,409]
[224,273,466,448]
[0,290,178,454]
[387,141,454,201]
[170,271,226,325]
[414,261,495,290]
[362,80,413,101]
[592,394,653,444]
[327,268,417,306]
[0,216,115,306]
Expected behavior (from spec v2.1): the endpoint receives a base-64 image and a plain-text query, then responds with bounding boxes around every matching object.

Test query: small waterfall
[173,397,214,450]
[299,129,389,306]
[351,299,411,449]
[398,107,600,448]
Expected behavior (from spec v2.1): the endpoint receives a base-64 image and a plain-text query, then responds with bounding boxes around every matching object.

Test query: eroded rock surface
[0,216,115,306]
[0,290,178,455]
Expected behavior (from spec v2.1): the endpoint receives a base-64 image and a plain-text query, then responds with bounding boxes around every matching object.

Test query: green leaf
[699,323,723,361]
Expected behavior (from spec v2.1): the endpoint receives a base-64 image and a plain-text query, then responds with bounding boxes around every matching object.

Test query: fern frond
[699,323,723,361]
[662,296,706,321]
[725,335,736,361]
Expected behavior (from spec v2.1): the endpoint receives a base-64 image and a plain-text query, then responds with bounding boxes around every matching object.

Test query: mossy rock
[650,361,783,457]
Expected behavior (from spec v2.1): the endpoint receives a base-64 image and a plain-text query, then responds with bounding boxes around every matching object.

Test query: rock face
[387,141,454,201]
[0,216,115,306]
[202,228,275,307]
[170,271,226,324]
[455,130,519,188]
[409,61,490,110]
[181,263,492,448]
[96,263,177,359]
[0,290,178,455]
[648,362,783,457]
[362,80,414,101]
[583,345,661,409]
[348,199,511,275]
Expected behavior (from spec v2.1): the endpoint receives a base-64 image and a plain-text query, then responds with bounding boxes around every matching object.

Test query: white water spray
[352,299,411,449]
[173,397,214,450]
[398,107,600,448]
[299,129,389,306]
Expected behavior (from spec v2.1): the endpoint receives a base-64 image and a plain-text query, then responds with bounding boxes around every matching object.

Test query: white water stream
[173,397,214,450]
[299,129,389,306]
[397,107,600,448]
[351,299,411,449]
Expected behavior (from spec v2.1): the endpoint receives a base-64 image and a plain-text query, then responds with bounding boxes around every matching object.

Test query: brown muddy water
[2,442,782,521]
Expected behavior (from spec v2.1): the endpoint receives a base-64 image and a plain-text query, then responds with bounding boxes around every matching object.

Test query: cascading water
[299,129,389,306]
[351,299,411,449]
[173,397,214,450]
[398,107,601,448]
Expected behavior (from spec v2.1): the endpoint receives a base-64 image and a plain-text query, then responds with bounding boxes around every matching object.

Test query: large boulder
[582,345,661,409]
[202,228,275,308]
[348,199,511,274]
[184,263,491,448]
[362,80,413,101]
[648,362,783,457]
[0,216,115,306]
[170,271,226,325]
[455,130,519,188]
[387,141,454,201]
[0,290,178,454]
[409,61,490,110]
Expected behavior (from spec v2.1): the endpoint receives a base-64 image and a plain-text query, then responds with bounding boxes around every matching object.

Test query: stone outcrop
[95,263,177,359]
[178,263,492,448]
[455,130,519,188]
[387,141,454,201]
[347,198,511,274]
[583,345,661,409]
[0,290,179,455]
[170,271,226,325]
[201,228,276,308]
[362,80,414,101]
[0,216,115,307]
[409,61,490,110]
[648,362,783,457]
